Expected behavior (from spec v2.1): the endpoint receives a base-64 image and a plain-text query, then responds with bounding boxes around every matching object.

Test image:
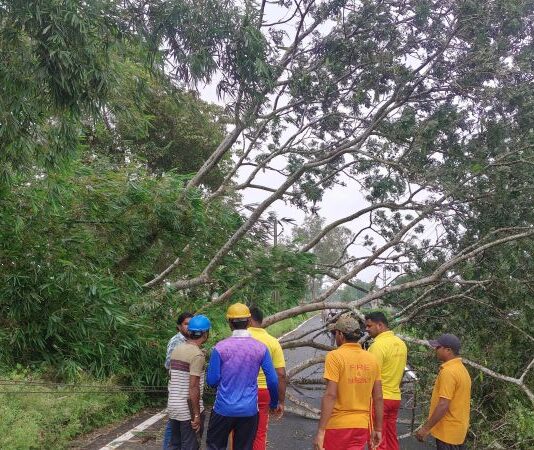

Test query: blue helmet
[188,314,211,332]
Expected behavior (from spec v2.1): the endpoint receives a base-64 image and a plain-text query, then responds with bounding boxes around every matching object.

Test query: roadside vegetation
[0,368,145,450]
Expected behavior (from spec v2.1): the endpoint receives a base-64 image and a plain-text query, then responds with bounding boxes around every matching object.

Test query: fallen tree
[2,0,532,446]
[135,0,534,443]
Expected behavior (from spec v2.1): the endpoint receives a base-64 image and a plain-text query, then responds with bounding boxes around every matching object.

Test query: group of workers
[163,304,471,450]
[164,303,285,450]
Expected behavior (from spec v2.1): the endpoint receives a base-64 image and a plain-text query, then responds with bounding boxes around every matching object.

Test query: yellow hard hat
[226,302,251,319]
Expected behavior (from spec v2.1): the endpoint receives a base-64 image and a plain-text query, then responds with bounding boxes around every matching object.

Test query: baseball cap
[327,315,361,334]
[429,334,461,353]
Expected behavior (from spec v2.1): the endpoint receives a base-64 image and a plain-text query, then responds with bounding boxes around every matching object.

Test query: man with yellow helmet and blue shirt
[206,303,279,450]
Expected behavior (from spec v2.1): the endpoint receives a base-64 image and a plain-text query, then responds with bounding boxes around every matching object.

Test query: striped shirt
[165,332,187,370]
[167,342,205,421]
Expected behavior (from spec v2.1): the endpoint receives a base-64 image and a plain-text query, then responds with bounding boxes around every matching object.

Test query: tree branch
[400,335,534,406]
[142,244,191,289]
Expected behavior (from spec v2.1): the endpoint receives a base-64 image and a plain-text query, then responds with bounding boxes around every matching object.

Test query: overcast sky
[190,3,438,283]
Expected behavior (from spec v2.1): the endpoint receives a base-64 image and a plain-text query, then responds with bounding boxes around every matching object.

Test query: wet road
[79,315,434,450]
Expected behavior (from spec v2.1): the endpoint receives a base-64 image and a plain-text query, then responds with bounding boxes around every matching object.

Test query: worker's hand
[273,402,284,419]
[191,415,201,431]
[313,429,325,450]
[370,430,382,448]
[415,425,430,442]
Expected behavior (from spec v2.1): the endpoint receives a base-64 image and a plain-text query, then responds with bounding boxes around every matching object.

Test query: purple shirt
[207,330,279,416]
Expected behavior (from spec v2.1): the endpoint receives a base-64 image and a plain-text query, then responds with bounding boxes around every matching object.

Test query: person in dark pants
[167,314,211,450]
[206,303,279,450]
[163,311,194,449]
[415,334,472,449]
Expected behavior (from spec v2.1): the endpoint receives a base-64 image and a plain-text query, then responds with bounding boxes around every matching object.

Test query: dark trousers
[206,411,259,450]
[168,412,205,450]
[436,438,466,450]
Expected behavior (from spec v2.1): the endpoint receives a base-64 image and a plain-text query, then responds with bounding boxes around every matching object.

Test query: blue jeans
[163,420,172,449]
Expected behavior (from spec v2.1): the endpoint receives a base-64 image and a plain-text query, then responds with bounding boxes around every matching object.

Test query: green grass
[266,313,314,338]
[0,372,147,450]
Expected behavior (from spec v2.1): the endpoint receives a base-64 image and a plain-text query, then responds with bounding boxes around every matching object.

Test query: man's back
[324,343,381,429]
[248,327,285,387]
[368,331,407,400]
[207,333,271,417]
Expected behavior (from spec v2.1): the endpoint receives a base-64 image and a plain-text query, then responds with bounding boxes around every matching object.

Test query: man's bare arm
[415,397,450,441]
[370,380,384,448]
[318,380,337,429]
[276,367,287,404]
[372,380,384,431]
[424,397,450,429]
[188,375,201,413]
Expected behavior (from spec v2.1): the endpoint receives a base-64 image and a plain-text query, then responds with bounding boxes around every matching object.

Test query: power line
[0,379,164,388]
[0,379,168,395]
[0,390,167,394]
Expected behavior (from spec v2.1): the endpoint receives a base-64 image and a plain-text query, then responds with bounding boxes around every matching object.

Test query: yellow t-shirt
[429,358,471,445]
[248,327,285,389]
[368,330,407,400]
[323,343,381,429]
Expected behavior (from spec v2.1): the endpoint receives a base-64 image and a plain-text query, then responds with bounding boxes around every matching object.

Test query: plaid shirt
[165,332,187,370]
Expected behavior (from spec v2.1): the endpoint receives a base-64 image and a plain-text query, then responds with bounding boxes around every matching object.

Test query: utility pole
[273,214,278,247]
[270,212,280,304]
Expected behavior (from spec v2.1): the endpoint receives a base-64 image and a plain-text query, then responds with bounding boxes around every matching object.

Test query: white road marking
[99,410,166,449]
[278,313,320,341]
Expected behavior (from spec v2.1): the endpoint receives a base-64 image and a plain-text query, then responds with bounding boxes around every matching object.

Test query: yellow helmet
[226,302,251,319]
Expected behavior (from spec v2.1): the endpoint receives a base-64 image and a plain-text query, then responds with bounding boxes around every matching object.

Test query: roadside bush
[0,372,144,450]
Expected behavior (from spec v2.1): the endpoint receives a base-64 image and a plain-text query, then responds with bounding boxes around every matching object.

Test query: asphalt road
[77,315,434,450]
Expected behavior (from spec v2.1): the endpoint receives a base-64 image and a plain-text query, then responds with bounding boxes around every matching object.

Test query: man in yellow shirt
[314,316,383,450]
[365,311,407,450]
[248,306,286,450]
[415,334,471,450]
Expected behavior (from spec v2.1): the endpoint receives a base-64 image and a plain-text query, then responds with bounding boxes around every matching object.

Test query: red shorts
[324,428,369,450]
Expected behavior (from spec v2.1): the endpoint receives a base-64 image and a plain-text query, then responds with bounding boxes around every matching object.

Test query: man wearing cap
[167,314,212,450]
[365,311,407,450]
[206,303,279,450]
[314,316,383,450]
[248,306,286,450]
[415,334,472,450]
